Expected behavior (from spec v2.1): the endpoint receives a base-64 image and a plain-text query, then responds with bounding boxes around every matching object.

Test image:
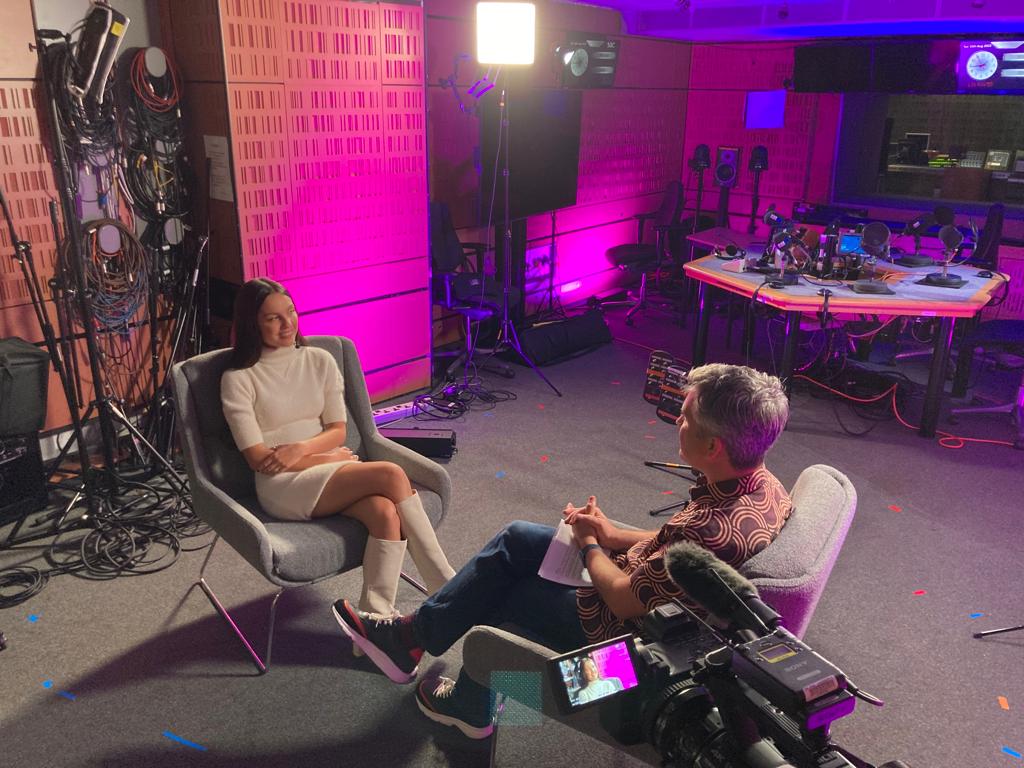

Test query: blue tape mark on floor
[42,680,53,689]
[58,691,76,701]
[1003,746,1022,759]
[495,470,506,479]
[28,614,39,623]
[970,612,984,619]
[163,730,207,751]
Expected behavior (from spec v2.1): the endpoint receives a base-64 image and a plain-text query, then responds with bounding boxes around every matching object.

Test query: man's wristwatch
[579,542,601,566]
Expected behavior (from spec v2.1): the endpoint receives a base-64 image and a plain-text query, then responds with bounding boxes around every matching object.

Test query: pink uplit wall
[682,43,841,241]
[165,0,430,401]
[425,4,691,338]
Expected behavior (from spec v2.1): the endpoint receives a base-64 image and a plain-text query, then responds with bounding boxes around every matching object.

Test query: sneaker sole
[332,603,417,684]
[415,692,494,740]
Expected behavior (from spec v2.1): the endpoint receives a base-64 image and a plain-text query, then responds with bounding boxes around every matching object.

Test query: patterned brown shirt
[576,467,792,643]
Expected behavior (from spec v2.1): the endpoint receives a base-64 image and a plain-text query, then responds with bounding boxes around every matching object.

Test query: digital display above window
[959,41,1024,94]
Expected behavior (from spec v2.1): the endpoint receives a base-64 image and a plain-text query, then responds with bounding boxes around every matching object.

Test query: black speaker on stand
[748,145,768,234]
[714,146,741,227]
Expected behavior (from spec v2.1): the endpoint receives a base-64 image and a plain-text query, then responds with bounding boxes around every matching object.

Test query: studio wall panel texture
[168,0,431,399]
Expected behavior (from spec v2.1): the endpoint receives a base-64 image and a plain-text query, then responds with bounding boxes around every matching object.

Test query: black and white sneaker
[331,600,421,684]
[415,675,495,739]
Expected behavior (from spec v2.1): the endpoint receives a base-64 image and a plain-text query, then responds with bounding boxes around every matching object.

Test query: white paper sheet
[203,135,234,202]
[538,520,606,587]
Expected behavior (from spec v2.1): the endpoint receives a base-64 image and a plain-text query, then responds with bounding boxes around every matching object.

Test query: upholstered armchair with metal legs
[462,464,857,764]
[170,335,451,673]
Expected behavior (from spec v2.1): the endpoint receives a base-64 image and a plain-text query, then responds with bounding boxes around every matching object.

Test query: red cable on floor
[794,374,1016,450]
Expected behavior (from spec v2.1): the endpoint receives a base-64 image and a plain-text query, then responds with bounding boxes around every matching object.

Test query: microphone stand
[681,158,708,328]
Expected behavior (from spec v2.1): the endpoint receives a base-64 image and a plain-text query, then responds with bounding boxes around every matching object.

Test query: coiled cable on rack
[43,39,119,175]
[73,218,149,330]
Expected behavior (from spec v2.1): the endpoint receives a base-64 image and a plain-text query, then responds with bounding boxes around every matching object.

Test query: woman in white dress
[574,657,624,705]
[220,278,455,624]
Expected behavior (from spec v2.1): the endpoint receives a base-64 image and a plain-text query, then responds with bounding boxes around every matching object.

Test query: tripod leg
[505,322,562,397]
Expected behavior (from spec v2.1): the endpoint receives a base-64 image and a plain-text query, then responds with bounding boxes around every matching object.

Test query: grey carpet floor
[1,302,1022,768]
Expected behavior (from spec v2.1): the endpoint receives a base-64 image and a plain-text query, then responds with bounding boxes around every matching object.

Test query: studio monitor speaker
[714,146,741,188]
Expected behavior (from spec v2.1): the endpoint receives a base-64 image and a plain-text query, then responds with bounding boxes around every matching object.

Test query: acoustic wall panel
[381,4,424,85]
[282,0,379,83]
[0,84,59,308]
[221,0,284,81]
[228,83,292,278]
[178,0,432,398]
[577,90,687,205]
[296,290,430,374]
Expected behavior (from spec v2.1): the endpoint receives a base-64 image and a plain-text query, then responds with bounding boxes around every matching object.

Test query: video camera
[546,542,910,768]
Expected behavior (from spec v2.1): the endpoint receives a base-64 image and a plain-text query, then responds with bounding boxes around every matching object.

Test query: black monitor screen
[480,89,582,220]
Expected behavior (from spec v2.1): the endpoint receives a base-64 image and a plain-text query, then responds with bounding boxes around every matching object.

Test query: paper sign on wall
[203,135,234,202]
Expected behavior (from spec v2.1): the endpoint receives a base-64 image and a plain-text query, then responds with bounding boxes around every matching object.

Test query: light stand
[491,88,561,396]
[476,2,560,396]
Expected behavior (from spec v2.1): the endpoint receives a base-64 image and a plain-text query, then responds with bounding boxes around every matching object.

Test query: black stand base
[850,279,894,295]
[895,254,934,268]
[920,273,966,289]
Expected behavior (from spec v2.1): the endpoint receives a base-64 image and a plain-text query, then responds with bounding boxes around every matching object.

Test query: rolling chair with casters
[950,319,1024,449]
[429,202,516,381]
[170,336,451,673]
[602,181,689,326]
[462,464,857,765]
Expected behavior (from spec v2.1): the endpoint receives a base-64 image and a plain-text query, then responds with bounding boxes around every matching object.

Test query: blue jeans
[413,521,588,657]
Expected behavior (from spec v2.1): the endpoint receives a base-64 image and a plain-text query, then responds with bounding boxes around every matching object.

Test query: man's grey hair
[685,364,788,471]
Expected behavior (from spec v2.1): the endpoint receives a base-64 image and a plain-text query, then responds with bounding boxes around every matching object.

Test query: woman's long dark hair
[229,278,306,369]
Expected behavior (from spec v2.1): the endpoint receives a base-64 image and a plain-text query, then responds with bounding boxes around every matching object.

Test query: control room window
[833,93,1024,214]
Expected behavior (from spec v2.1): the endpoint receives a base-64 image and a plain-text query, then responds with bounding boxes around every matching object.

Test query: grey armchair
[462,464,857,763]
[170,335,451,673]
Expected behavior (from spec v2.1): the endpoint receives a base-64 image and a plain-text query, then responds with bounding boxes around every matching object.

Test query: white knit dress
[220,344,356,520]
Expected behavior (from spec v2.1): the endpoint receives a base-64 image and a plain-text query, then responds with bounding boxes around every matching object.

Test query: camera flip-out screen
[547,634,642,714]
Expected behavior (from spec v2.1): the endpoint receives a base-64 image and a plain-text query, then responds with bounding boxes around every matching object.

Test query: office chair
[170,336,451,673]
[429,202,515,379]
[462,464,858,765]
[950,319,1024,449]
[603,181,694,326]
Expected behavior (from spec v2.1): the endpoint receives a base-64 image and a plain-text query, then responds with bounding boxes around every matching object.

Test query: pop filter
[860,221,890,257]
[938,224,964,251]
[690,144,711,171]
[921,224,968,288]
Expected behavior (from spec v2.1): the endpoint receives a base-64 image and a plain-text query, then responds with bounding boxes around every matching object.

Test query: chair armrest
[461,242,488,272]
[361,433,452,519]
[189,474,275,577]
[633,212,657,243]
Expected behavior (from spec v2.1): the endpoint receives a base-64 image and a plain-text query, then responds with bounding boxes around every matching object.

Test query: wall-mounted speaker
[714,146,741,188]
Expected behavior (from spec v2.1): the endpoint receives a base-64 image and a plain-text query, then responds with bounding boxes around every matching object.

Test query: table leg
[780,310,800,395]
[921,316,954,438]
[692,282,709,366]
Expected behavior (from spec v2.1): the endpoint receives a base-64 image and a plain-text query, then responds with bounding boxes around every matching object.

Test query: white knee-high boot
[358,536,407,618]
[396,491,455,594]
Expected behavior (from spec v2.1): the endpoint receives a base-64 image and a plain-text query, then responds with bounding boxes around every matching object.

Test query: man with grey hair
[334,363,793,740]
